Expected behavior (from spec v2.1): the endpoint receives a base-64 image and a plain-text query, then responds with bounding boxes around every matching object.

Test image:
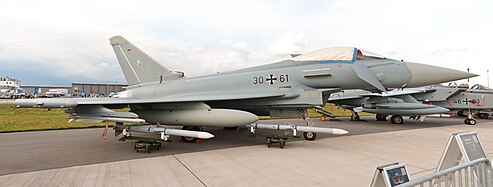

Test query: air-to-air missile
[13,36,478,147]
[248,123,348,141]
[114,124,214,140]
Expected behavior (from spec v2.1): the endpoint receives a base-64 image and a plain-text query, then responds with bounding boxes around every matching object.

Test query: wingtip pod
[13,99,77,108]
[0,100,14,105]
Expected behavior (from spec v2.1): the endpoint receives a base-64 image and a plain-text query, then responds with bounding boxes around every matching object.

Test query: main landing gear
[181,126,204,143]
[390,115,404,124]
[376,114,403,124]
[478,113,489,119]
[350,110,361,121]
[300,109,317,141]
[376,114,387,121]
[303,132,317,141]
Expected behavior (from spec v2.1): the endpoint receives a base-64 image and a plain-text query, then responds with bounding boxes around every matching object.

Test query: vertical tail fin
[109,36,177,86]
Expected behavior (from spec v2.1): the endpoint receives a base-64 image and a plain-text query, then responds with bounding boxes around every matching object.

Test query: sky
[1,0,492,86]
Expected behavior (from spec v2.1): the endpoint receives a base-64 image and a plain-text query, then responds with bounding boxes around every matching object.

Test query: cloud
[0,0,492,86]
[269,31,308,56]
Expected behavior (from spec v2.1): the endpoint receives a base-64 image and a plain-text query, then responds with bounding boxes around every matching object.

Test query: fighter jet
[14,36,477,144]
[329,84,490,125]
[412,84,493,125]
[328,88,450,124]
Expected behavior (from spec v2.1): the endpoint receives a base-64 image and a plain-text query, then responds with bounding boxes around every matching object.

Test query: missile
[248,123,349,135]
[114,124,214,139]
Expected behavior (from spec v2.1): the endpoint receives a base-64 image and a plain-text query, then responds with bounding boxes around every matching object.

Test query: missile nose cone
[332,129,349,135]
[197,132,215,139]
[406,62,478,87]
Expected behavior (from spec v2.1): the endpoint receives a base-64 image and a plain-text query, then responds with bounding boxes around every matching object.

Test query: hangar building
[21,83,127,97]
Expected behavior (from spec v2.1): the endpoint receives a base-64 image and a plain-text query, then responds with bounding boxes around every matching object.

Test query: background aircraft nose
[406,62,478,87]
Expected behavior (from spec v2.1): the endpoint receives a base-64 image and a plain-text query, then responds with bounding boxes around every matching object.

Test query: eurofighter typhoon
[13,36,477,145]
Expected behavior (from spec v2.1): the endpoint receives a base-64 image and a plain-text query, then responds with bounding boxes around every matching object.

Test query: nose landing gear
[464,110,476,125]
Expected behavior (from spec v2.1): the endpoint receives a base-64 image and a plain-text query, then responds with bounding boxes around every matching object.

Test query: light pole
[467,68,470,83]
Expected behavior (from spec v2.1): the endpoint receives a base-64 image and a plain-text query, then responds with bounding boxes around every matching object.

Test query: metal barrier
[396,158,492,187]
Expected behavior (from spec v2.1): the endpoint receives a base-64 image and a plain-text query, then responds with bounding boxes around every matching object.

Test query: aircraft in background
[0,76,21,99]
[328,84,491,125]
[328,88,449,124]
[13,36,477,145]
[413,84,493,125]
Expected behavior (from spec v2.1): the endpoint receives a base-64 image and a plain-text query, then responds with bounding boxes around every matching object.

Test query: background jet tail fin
[110,36,179,86]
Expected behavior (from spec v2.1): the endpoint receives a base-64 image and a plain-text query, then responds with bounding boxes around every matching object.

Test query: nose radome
[406,62,478,87]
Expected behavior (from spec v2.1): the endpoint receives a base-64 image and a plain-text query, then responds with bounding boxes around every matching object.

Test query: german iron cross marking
[266,74,277,85]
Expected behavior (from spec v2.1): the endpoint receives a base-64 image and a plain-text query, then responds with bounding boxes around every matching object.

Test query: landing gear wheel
[390,115,404,124]
[351,115,360,121]
[320,116,326,121]
[182,136,197,143]
[376,114,387,121]
[478,113,489,119]
[181,126,202,143]
[464,119,477,125]
[303,132,317,141]
[457,110,466,117]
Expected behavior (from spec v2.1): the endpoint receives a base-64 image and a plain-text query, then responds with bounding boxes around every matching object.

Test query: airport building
[21,85,72,97]
[71,82,127,97]
[21,83,127,97]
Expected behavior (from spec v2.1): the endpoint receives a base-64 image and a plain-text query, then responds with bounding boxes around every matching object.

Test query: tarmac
[0,116,492,186]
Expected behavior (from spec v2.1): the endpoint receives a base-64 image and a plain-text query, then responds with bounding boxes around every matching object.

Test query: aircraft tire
[457,110,466,117]
[465,119,477,125]
[376,114,387,121]
[478,113,489,119]
[390,115,404,124]
[181,126,200,143]
[303,132,317,141]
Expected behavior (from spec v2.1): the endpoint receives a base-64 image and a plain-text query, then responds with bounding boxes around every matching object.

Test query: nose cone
[406,62,478,87]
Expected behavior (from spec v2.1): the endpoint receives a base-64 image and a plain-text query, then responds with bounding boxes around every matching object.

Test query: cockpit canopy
[292,47,386,62]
